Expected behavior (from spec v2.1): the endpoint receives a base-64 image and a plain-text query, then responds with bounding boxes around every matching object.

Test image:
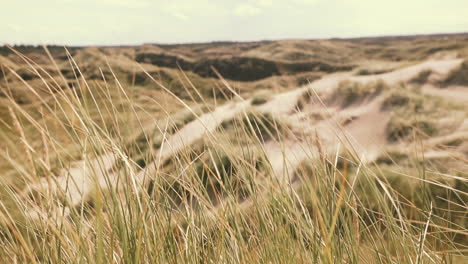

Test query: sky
[1,0,468,45]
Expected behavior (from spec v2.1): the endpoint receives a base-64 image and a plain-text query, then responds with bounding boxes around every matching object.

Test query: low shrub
[409,69,432,84]
[160,141,267,205]
[251,90,271,105]
[375,150,409,165]
[295,88,313,111]
[381,92,411,110]
[386,118,438,142]
[335,80,386,107]
[355,68,392,76]
[220,111,287,142]
[14,68,37,81]
[295,73,322,86]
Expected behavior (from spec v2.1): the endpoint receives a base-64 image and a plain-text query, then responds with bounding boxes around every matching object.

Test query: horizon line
[1,31,467,48]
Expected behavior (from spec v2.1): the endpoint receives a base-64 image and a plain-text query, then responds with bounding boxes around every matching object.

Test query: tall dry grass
[0,48,466,263]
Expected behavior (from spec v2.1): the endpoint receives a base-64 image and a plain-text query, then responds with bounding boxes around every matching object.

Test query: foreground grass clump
[293,156,468,263]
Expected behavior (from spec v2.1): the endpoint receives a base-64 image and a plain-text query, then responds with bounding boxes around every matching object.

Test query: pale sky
[1,0,468,45]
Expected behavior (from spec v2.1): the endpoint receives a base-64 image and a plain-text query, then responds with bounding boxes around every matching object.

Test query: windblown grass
[0,49,466,263]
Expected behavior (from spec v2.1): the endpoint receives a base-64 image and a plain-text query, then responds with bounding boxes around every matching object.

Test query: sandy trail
[27,101,251,206]
[134,101,251,183]
[26,152,117,206]
[24,58,466,211]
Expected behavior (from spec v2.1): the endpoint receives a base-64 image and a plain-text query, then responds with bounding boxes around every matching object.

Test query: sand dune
[23,58,467,216]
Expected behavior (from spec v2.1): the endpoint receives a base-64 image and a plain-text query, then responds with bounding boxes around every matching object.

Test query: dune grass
[334,80,386,107]
[250,90,271,105]
[0,51,466,263]
[441,60,468,87]
[410,69,433,84]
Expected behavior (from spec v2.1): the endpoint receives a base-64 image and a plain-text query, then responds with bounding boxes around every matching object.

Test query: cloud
[234,3,263,17]
[291,0,321,5]
[255,0,273,7]
[172,12,190,21]
[2,0,468,45]
[94,0,150,8]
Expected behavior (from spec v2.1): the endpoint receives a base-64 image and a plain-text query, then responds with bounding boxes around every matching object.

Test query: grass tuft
[441,60,468,87]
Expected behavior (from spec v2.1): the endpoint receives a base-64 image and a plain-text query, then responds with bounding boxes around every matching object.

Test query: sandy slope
[134,101,251,184]
[422,85,468,104]
[251,58,463,183]
[24,58,467,213]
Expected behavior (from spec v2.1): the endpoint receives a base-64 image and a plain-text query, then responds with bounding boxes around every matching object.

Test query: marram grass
[0,50,466,263]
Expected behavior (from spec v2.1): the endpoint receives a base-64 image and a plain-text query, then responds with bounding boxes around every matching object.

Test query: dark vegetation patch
[278,61,354,75]
[251,96,269,105]
[135,52,354,81]
[0,66,6,80]
[440,60,468,87]
[381,86,461,143]
[0,87,32,104]
[0,45,78,60]
[127,67,229,100]
[59,65,116,81]
[127,70,173,86]
[283,51,317,61]
[333,80,386,107]
[154,40,268,51]
[60,68,81,79]
[421,43,463,55]
[375,150,409,166]
[409,69,432,84]
[387,118,438,142]
[81,66,120,81]
[381,85,428,112]
[158,141,267,206]
[220,111,288,143]
[193,57,280,81]
[295,73,322,86]
[381,92,411,110]
[355,68,393,76]
[250,90,271,105]
[384,94,433,142]
[12,68,38,81]
[357,38,466,61]
[295,88,314,111]
[135,53,193,69]
[437,136,465,148]
[136,53,279,81]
